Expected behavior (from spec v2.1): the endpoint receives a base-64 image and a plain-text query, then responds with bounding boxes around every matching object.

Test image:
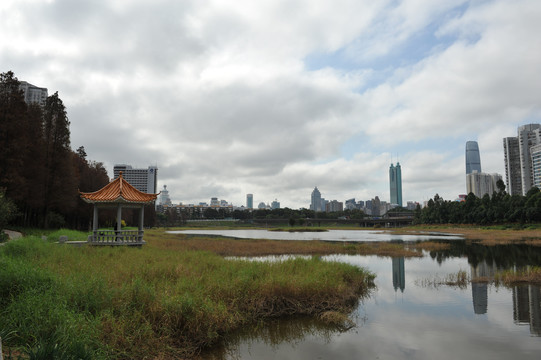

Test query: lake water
[169,229,463,242]
[190,234,541,359]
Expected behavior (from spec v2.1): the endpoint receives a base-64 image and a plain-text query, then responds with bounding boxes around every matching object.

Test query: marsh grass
[0,231,375,359]
[493,267,541,286]
[407,241,451,252]
[415,270,469,289]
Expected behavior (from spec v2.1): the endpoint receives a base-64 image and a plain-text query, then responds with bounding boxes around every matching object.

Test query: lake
[169,229,463,242]
[184,231,541,359]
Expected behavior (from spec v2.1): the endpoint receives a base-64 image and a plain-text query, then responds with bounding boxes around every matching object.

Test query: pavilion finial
[119,171,123,177]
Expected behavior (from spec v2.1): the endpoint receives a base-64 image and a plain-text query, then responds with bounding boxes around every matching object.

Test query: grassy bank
[0,231,375,359]
[388,224,541,245]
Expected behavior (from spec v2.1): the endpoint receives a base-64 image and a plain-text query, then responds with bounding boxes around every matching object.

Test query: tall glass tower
[389,163,402,207]
[310,187,322,212]
[465,141,482,175]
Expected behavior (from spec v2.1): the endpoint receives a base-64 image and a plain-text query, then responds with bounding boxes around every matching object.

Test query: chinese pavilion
[79,171,159,246]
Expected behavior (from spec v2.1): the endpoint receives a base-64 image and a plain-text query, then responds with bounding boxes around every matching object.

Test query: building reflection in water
[470,260,496,315]
[392,257,405,293]
[470,260,541,336]
[513,282,541,336]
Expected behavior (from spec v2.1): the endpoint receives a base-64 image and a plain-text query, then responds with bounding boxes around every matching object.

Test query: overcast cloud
[2,0,540,208]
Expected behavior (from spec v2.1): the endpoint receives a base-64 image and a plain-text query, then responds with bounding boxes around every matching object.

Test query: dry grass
[407,241,451,252]
[415,270,469,289]
[494,267,541,286]
[149,230,422,258]
[390,226,541,245]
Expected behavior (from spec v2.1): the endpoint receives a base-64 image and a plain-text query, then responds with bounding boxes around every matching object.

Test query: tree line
[415,179,541,225]
[0,71,110,230]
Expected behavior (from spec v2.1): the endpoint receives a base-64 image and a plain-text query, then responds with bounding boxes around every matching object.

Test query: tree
[0,71,29,201]
[42,92,77,227]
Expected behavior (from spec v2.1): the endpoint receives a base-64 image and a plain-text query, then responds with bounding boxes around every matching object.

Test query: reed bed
[0,232,375,359]
[493,267,541,286]
[415,270,469,289]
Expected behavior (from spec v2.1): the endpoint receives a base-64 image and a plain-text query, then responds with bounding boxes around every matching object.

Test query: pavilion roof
[80,172,159,204]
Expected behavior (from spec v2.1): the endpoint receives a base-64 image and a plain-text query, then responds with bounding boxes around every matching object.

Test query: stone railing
[88,230,145,245]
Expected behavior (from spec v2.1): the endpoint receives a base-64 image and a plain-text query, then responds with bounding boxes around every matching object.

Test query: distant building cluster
[503,124,541,195]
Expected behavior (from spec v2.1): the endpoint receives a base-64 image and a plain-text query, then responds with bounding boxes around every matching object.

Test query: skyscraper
[389,163,402,207]
[503,124,541,195]
[310,187,322,212]
[465,141,482,175]
[503,136,522,195]
[246,194,253,209]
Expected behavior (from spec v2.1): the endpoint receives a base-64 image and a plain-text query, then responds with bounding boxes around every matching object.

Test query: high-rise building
[465,141,482,175]
[310,187,322,212]
[19,81,48,106]
[466,171,502,198]
[113,164,158,194]
[503,124,541,195]
[372,196,381,217]
[531,144,541,189]
[389,163,402,207]
[325,200,343,212]
[246,194,253,209]
[271,199,280,209]
[503,137,522,195]
[345,198,356,210]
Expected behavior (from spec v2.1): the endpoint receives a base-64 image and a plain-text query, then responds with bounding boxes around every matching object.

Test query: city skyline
[3,1,541,209]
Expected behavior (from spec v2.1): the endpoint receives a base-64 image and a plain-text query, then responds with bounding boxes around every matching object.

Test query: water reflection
[513,284,541,336]
[212,242,541,359]
[466,255,541,335]
[392,257,405,293]
[470,260,495,315]
[199,316,350,360]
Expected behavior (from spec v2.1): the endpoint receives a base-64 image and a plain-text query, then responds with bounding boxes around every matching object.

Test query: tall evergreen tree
[42,92,76,227]
[0,71,29,201]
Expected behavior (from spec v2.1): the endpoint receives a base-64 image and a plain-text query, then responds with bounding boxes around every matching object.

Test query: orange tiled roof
[80,172,159,204]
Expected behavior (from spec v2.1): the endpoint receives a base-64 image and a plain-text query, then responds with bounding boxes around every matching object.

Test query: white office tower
[503,124,541,196]
[310,187,322,211]
[532,144,541,189]
[113,164,158,194]
[19,81,48,106]
[466,171,502,198]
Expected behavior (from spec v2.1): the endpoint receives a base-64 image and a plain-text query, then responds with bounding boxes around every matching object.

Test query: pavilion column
[139,205,145,232]
[92,205,98,231]
[116,204,122,231]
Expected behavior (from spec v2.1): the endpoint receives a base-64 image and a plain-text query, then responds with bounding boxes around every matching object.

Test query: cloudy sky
[2,0,541,208]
